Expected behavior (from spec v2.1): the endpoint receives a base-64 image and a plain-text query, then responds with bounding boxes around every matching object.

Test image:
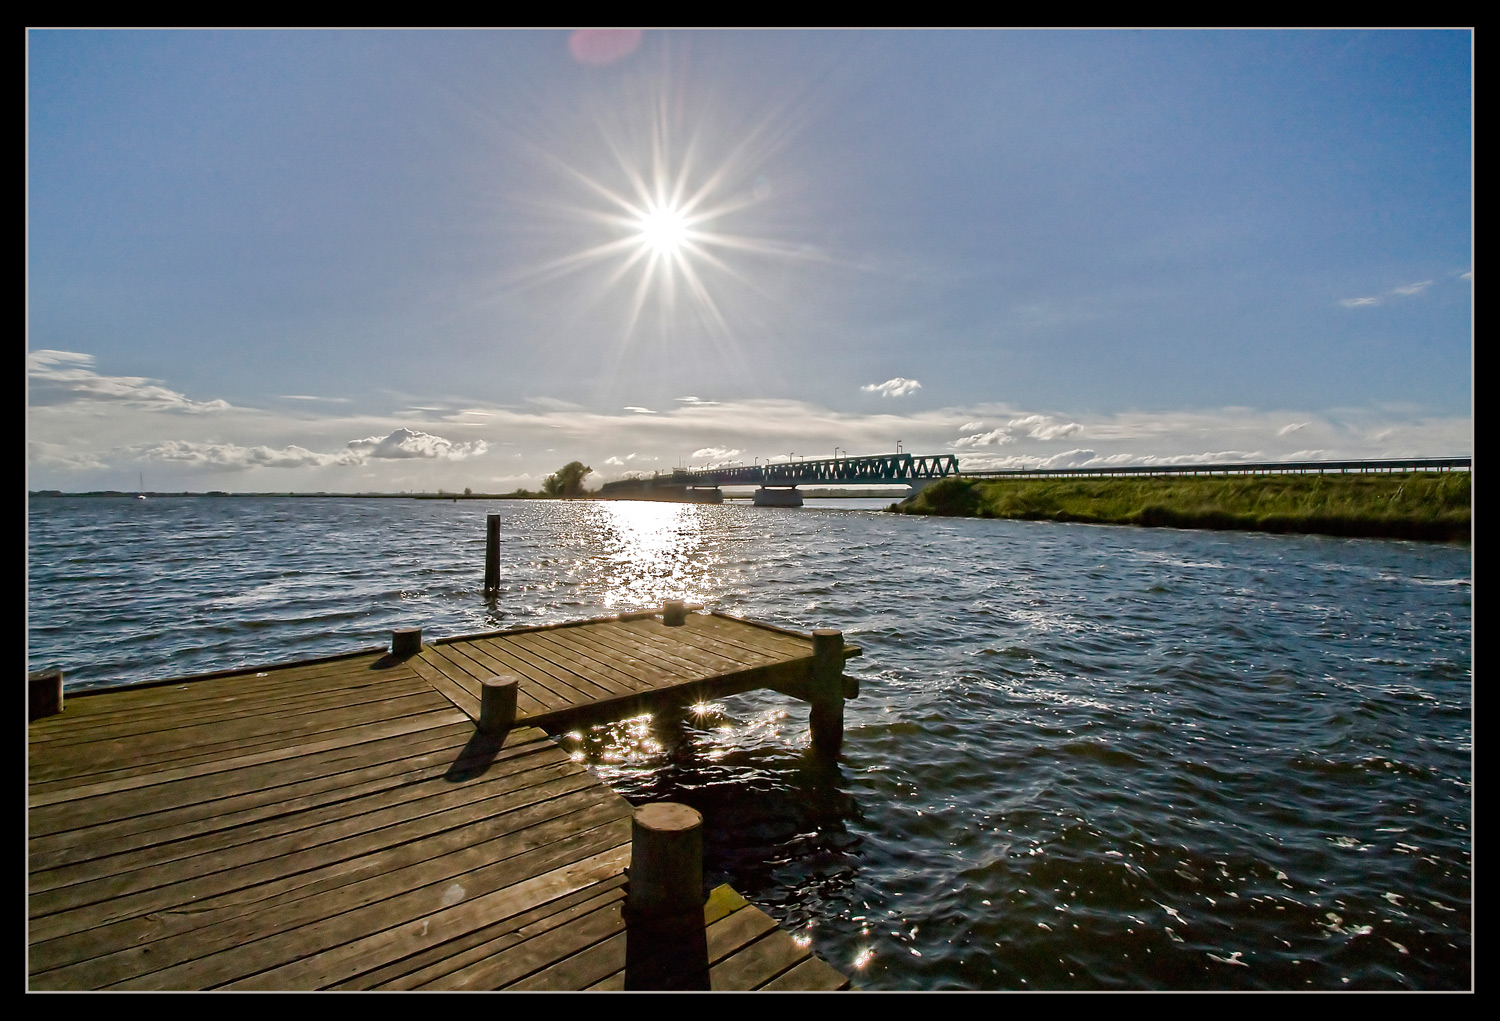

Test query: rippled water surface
[26,496,1472,989]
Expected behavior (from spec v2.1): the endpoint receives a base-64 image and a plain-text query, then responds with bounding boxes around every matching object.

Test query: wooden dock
[27,608,857,991]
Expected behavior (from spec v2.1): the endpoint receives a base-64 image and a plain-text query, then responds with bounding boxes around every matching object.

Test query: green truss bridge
[597,453,961,506]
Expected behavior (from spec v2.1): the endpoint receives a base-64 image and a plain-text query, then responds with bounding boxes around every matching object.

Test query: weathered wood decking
[27,610,855,991]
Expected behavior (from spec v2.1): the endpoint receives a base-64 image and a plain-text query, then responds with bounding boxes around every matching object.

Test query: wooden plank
[499,631,643,700]
[43,655,372,709]
[29,754,613,959]
[27,719,481,846]
[579,620,742,683]
[505,929,627,991]
[171,828,634,991]
[682,614,817,661]
[539,624,702,690]
[403,653,486,719]
[711,927,814,991]
[424,642,571,716]
[459,635,617,708]
[447,899,627,991]
[761,954,852,991]
[518,628,667,695]
[29,706,464,810]
[654,621,795,672]
[34,802,632,989]
[29,755,600,907]
[27,721,481,867]
[28,689,446,788]
[614,618,756,675]
[27,668,413,748]
[356,877,629,990]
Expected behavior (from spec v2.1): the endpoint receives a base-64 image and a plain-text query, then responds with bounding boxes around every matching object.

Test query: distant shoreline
[26,489,906,501]
[891,472,1472,542]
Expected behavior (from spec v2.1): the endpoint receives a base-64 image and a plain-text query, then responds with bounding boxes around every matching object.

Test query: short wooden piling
[626,801,708,989]
[809,629,845,756]
[391,627,422,658]
[662,599,687,627]
[28,668,63,722]
[483,513,501,593]
[478,675,518,736]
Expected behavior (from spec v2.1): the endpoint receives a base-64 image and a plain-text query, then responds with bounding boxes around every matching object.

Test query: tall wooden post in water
[809,629,845,756]
[483,513,501,594]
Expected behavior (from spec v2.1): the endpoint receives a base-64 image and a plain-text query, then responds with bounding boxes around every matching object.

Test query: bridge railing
[960,457,1471,479]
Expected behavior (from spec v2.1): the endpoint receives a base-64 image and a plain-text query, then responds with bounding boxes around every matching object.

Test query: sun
[636,202,691,256]
[504,44,825,349]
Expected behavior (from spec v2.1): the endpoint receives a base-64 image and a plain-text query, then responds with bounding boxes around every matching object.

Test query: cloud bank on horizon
[26,30,1471,492]
[26,347,1471,491]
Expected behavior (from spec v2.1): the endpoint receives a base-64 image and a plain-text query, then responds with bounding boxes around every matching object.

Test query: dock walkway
[27,609,855,991]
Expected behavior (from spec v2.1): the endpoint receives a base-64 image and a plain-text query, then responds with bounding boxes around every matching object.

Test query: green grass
[893,472,1471,541]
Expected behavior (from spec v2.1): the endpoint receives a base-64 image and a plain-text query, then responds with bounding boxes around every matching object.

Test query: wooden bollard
[662,599,687,627]
[479,675,518,736]
[483,513,501,593]
[625,801,708,989]
[628,802,703,916]
[28,668,63,722]
[391,627,422,658]
[809,629,845,757]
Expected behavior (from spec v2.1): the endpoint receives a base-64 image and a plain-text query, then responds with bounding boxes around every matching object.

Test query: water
[26,495,1472,990]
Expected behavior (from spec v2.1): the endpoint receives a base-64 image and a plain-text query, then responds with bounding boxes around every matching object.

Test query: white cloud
[1008,415,1082,440]
[28,350,233,412]
[604,456,625,466]
[134,440,360,470]
[1278,422,1308,435]
[676,396,720,406]
[28,440,109,471]
[1340,297,1381,308]
[862,377,922,397]
[959,421,986,433]
[623,406,657,414]
[952,428,1015,448]
[1391,280,1432,296]
[345,428,488,461]
[691,447,741,460]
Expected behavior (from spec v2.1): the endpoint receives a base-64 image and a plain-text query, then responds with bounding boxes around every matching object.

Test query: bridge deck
[27,610,853,991]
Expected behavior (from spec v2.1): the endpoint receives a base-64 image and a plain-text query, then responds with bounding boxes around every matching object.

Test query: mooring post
[479,675,518,736]
[28,668,63,722]
[625,802,708,989]
[662,599,687,627]
[391,627,422,658]
[483,513,501,593]
[809,628,845,757]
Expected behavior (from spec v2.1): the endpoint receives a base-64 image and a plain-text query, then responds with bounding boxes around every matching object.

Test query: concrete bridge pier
[753,487,803,507]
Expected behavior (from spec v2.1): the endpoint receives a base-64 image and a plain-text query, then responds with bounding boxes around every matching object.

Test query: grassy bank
[893,472,1471,541]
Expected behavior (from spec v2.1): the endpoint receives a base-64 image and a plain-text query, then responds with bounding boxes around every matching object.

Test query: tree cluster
[542,461,592,497]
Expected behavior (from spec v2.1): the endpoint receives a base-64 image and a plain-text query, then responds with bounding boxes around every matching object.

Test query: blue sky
[27,29,1471,492]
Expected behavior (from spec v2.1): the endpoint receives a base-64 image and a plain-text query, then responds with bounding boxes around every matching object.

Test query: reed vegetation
[893,472,1471,541]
